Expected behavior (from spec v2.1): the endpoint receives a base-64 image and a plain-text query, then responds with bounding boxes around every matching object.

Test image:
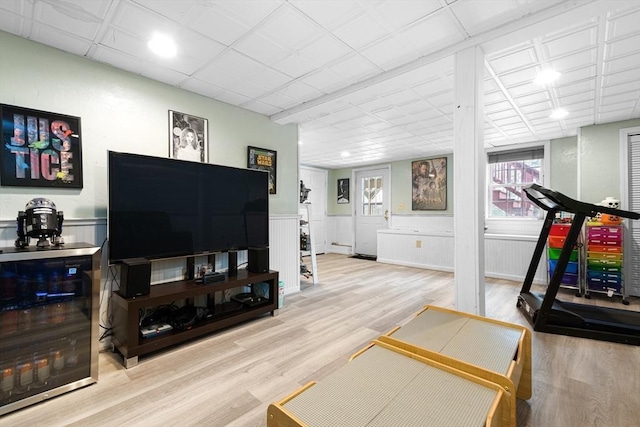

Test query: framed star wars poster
[247,146,277,194]
[1,104,83,188]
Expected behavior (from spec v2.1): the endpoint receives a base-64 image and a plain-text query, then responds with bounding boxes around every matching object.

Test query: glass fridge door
[1,245,99,414]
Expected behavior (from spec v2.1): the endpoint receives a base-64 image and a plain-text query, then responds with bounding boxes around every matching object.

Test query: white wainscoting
[374,216,546,285]
[327,215,353,255]
[485,234,546,284]
[377,229,454,271]
[269,215,300,295]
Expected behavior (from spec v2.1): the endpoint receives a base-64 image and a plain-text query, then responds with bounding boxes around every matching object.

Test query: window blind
[488,147,544,164]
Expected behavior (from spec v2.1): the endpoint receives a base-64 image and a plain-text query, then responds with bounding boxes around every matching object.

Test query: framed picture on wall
[247,146,277,194]
[0,104,83,188]
[169,110,208,163]
[337,178,350,204]
[412,157,447,210]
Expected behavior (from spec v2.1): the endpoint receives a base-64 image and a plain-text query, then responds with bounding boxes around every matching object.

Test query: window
[488,148,544,218]
[361,176,384,215]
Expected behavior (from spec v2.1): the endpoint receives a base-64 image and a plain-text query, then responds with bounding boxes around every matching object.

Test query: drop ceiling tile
[560,65,597,84]
[259,91,297,109]
[180,78,225,98]
[557,80,596,97]
[0,9,25,36]
[359,36,415,70]
[31,25,92,56]
[213,0,282,28]
[499,66,539,87]
[299,34,352,68]
[248,67,292,92]
[186,3,250,46]
[450,0,519,36]
[487,47,537,75]
[599,109,634,123]
[140,65,190,87]
[111,1,178,40]
[559,91,596,105]
[485,101,515,115]
[606,8,640,40]
[492,116,523,127]
[398,11,464,53]
[484,78,499,92]
[233,32,290,66]
[542,26,598,59]
[381,89,420,106]
[290,0,362,30]
[333,10,388,49]
[484,91,507,104]
[601,93,639,108]
[272,52,318,78]
[549,47,598,72]
[372,107,402,120]
[33,0,108,39]
[603,52,640,74]
[397,100,432,115]
[412,78,450,97]
[210,50,265,80]
[426,91,453,107]
[227,80,269,99]
[605,33,640,59]
[602,80,640,97]
[326,54,379,85]
[259,4,322,50]
[373,0,443,30]
[241,100,282,116]
[603,68,640,87]
[507,82,546,98]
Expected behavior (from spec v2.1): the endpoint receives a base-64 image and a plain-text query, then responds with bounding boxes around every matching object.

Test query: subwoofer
[120,258,151,298]
[248,247,269,273]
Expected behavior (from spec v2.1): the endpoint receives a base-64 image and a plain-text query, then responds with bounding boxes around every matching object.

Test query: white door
[354,167,390,257]
[299,167,327,255]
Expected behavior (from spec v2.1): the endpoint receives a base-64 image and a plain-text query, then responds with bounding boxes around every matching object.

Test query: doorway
[354,166,390,257]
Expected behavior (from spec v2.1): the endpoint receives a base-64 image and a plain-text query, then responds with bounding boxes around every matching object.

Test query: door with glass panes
[354,167,390,257]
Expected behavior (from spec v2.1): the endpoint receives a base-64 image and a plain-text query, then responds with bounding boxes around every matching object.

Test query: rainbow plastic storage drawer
[267,340,511,427]
[586,270,622,293]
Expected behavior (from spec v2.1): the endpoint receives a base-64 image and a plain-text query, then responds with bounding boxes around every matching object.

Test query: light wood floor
[4,254,639,426]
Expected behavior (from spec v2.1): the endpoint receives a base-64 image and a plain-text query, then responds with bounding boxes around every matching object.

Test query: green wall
[0,31,299,220]
[549,136,577,198]
[579,119,640,204]
[326,154,454,216]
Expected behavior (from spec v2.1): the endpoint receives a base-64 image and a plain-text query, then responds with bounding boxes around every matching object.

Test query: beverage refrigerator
[0,243,100,415]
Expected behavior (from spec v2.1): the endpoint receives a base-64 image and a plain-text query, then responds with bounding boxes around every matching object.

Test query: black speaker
[120,258,151,298]
[228,250,238,277]
[248,247,269,273]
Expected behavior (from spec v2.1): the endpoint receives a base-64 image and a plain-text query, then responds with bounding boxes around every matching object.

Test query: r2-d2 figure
[15,198,65,248]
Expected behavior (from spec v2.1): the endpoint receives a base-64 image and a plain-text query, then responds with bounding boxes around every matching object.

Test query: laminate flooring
[3,254,639,426]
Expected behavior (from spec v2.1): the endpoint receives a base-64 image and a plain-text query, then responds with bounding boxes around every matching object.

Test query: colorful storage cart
[547,223,581,293]
[585,224,627,303]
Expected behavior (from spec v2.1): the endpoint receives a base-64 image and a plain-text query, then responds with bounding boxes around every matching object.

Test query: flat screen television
[108,151,269,263]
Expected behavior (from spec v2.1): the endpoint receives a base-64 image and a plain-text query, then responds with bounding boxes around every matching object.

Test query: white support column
[453,46,486,316]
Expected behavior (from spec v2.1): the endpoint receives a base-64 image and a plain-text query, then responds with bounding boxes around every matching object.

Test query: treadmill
[517,184,640,346]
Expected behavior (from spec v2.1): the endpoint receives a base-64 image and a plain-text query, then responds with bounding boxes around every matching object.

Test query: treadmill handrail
[524,184,640,220]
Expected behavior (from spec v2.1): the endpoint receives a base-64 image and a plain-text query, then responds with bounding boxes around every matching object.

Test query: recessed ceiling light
[549,108,569,120]
[298,141,303,145]
[148,33,177,58]
[534,69,561,85]
[341,151,350,158]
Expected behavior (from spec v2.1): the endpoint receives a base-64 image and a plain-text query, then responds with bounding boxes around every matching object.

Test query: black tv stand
[517,184,640,345]
[111,268,279,367]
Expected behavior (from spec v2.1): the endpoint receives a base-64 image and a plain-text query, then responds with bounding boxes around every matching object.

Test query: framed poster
[0,104,83,188]
[247,146,276,194]
[337,178,350,204]
[169,110,208,163]
[412,157,447,210]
